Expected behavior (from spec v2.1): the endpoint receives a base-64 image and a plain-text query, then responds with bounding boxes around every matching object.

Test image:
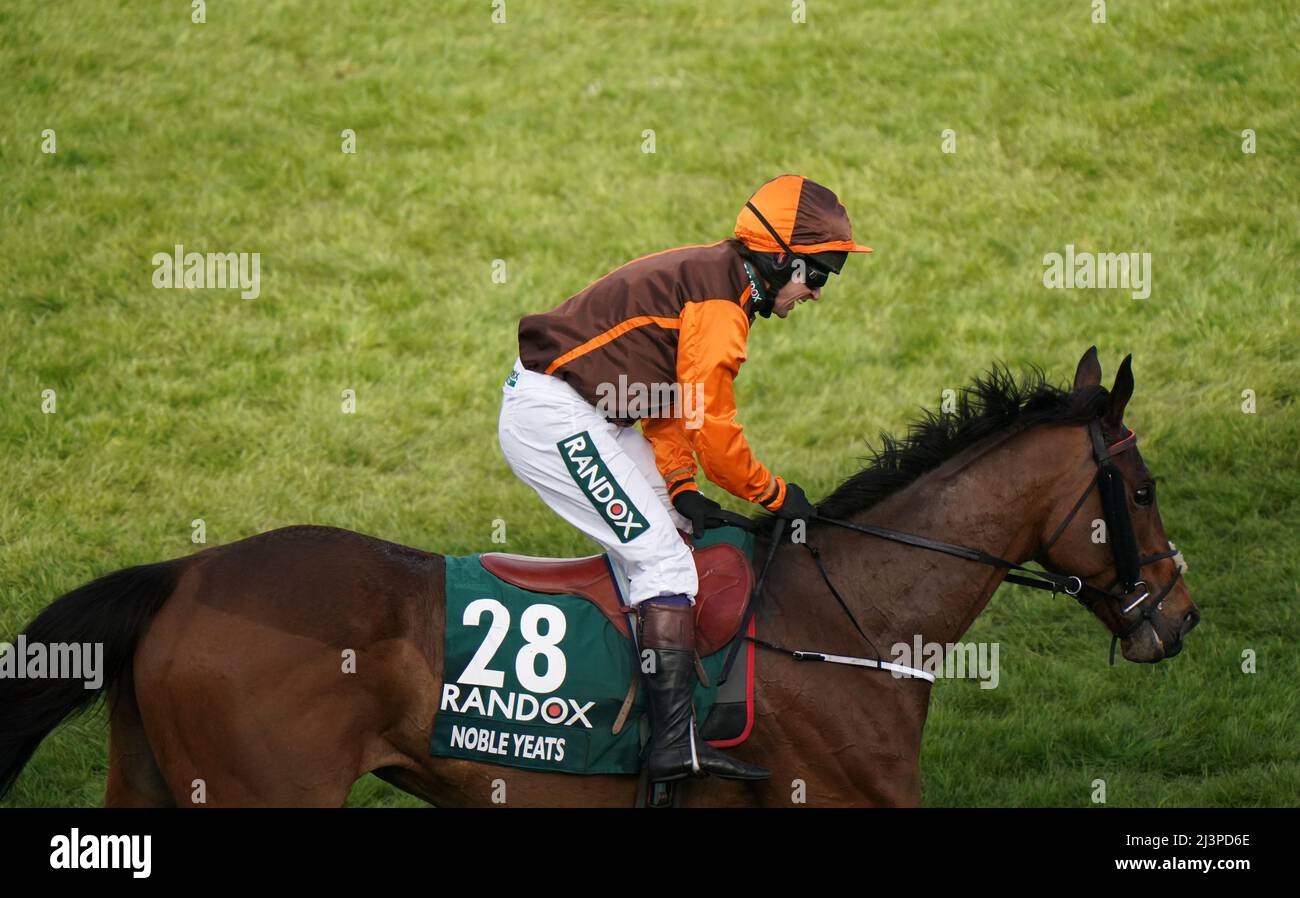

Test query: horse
[0,347,1199,807]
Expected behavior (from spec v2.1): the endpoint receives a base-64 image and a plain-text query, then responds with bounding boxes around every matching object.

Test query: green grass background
[1,0,1295,807]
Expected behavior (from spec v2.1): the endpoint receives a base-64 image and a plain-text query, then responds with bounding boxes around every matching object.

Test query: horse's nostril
[1184,608,1200,632]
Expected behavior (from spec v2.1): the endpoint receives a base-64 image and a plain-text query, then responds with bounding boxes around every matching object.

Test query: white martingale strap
[792,651,936,683]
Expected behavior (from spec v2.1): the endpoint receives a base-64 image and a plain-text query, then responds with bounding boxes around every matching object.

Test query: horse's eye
[1134,485,1155,506]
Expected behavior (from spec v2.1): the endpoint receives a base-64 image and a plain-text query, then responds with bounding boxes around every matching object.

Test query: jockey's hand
[673,489,722,534]
[774,482,816,525]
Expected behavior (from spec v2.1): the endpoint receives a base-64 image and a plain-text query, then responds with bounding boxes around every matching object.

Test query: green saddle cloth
[430,525,754,775]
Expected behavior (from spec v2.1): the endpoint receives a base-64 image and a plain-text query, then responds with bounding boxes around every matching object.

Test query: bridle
[717,416,1186,683]
[1033,419,1184,652]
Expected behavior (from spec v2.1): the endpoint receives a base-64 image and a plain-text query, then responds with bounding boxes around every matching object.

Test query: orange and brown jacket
[518,175,871,512]
[517,240,791,511]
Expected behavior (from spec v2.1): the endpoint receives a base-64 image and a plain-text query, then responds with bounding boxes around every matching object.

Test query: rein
[714,418,1184,683]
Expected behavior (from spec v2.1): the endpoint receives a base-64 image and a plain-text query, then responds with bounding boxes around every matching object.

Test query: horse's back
[168,524,444,645]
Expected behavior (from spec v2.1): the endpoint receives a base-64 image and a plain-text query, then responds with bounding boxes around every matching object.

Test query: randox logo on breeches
[557,432,649,543]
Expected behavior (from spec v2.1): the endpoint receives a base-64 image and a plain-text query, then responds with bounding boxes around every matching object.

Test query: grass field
[1,0,1296,807]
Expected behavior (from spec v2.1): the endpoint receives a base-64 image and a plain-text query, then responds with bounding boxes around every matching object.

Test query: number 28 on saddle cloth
[430,527,758,776]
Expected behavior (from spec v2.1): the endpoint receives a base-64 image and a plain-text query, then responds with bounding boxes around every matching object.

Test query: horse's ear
[1074,345,1102,389]
[1105,354,1134,429]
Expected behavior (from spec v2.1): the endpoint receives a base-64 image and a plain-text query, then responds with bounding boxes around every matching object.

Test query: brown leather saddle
[479,543,752,657]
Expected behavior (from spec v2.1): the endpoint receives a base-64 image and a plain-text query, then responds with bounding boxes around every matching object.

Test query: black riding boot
[637,599,770,782]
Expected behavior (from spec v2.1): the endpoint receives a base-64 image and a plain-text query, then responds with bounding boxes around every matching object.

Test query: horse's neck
[816,425,1086,649]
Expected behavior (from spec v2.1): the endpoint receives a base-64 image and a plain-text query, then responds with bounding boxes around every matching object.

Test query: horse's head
[1036,347,1200,663]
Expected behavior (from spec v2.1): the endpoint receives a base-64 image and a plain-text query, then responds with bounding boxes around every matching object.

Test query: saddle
[479,542,752,657]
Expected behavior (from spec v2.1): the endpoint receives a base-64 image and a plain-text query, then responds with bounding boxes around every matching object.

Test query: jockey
[499,175,872,782]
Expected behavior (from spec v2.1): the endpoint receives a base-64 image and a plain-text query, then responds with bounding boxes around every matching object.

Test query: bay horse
[0,348,1199,807]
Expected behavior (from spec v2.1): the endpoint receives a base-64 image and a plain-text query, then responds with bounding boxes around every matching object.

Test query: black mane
[803,366,1109,521]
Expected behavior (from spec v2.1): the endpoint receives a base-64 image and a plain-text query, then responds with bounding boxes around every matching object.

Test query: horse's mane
[774,365,1110,523]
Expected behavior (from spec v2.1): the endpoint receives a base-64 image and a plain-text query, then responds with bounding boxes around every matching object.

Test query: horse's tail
[0,559,181,800]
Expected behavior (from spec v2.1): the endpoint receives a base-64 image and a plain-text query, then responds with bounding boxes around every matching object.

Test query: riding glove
[774,482,816,524]
[672,489,723,535]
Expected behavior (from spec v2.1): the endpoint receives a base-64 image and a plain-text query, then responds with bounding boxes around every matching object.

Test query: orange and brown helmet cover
[734,174,873,256]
